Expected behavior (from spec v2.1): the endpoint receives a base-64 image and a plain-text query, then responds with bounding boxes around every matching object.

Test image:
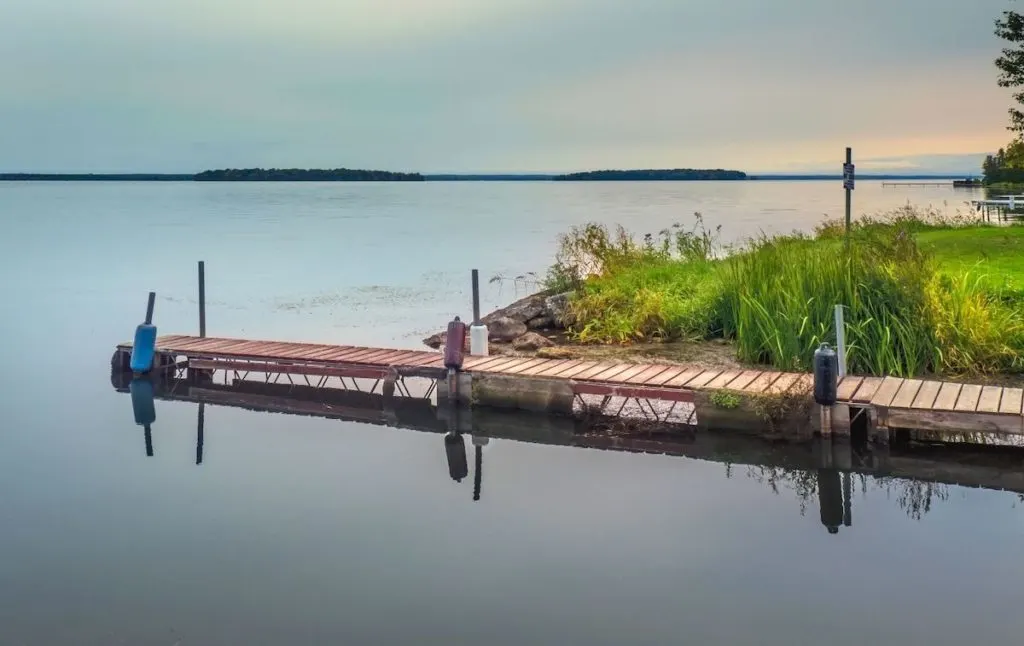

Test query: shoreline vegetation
[436,206,1024,383]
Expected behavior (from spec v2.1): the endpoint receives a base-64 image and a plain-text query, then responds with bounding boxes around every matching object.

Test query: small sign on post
[842,163,855,190]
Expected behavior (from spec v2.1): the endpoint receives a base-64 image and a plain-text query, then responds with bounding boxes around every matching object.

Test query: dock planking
[115,335,1024,435]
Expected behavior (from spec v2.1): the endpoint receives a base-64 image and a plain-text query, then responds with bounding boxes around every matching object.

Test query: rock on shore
[422,291,572,352]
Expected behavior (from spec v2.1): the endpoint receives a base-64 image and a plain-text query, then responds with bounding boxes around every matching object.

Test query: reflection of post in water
[444,407,468,483]
[843,471,852,527]
[196,402,205,465]
[472,436,489,502]
[818,468,844,534]
[130,378,156,457]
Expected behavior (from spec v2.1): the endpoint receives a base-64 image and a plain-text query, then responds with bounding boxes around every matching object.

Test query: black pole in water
[144,424,153,457]
[471,269,481,326]
[144,291,156,326]
[196,402,205,465]
[198,261,206,338]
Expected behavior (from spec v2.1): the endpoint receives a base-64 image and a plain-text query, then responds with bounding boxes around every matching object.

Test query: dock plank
[726,371,762,392]
[977,386,1004,414]
[493,358,544,375]
[705,370,743,390]
[661,368,706,389]
[836,376,863,402]
[517,360,564,376]
[553,362,601,379]
[687,370,724,389]
[851,377,884,403]
[955,384,983,412]
[463,356,510,371]
[475,357,528,373]
[1000,388,1024,415]
[744,372,783,394]
[911,381,942,409]
[622,365,675,385]
[573,363,622,381]
[790,374,814,395]
[766,373,801,394]
[932,382,962,411]
[870,377,905,408]
[889,379,923,409]
[604,364,654,384]
[644,366,690,386]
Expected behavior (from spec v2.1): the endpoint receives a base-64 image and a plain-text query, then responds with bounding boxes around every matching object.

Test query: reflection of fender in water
[130,378,156,457]
[445,433,469,482]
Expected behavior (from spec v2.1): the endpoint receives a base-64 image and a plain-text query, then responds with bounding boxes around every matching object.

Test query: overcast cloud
[0,0,1014,173]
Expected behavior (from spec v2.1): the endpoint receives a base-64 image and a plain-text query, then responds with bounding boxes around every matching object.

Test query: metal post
[144,291,156,326]
[834,304,847,378]
[469,269,489,356]
[198,261,206,338]
[471,269,481,325]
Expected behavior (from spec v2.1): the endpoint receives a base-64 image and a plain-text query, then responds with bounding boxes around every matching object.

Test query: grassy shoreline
[545,207,1024,379]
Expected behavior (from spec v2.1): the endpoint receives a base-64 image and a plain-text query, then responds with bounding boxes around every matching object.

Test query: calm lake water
[3,180,1024,645]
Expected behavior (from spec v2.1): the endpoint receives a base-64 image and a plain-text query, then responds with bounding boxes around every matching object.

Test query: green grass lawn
[918,225,1024,298]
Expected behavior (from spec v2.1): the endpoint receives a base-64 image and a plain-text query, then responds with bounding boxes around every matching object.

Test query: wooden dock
[112,334,1024,439]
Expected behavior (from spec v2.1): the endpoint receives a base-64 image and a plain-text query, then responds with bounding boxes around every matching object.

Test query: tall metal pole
[198,261,206,338]
[471,269,481,326]
[844,147,853,236]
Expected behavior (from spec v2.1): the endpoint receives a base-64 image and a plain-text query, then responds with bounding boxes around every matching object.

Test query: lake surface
[4,180,1024,645]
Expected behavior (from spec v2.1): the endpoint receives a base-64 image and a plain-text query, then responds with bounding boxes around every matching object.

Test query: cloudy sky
[0,0,1015,173]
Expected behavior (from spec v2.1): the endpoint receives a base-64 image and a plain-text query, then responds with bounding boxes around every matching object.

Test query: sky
[0,0,1017,174]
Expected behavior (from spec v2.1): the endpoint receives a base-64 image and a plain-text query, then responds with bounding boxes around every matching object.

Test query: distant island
[194,168,424,181]
[553,168,748,181]
[0,173,193,181]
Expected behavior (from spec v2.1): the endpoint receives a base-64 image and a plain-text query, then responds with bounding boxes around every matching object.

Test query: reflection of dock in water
[113,373,1024,499]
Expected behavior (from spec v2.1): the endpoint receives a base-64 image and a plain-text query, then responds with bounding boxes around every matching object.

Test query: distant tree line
[985,9,1024,184]
[193,168,424,181]
[553,168,748,181]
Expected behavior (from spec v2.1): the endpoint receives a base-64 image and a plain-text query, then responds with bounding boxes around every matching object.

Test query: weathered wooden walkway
[113,335,1024,436]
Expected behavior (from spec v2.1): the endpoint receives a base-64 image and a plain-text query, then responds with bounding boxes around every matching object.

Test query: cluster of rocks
[423,291,574,354]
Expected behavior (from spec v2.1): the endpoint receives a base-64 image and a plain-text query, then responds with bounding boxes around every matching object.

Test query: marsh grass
[552,208,1024,377]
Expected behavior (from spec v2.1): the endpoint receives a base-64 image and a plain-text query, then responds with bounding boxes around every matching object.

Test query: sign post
[843,147,854,235]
